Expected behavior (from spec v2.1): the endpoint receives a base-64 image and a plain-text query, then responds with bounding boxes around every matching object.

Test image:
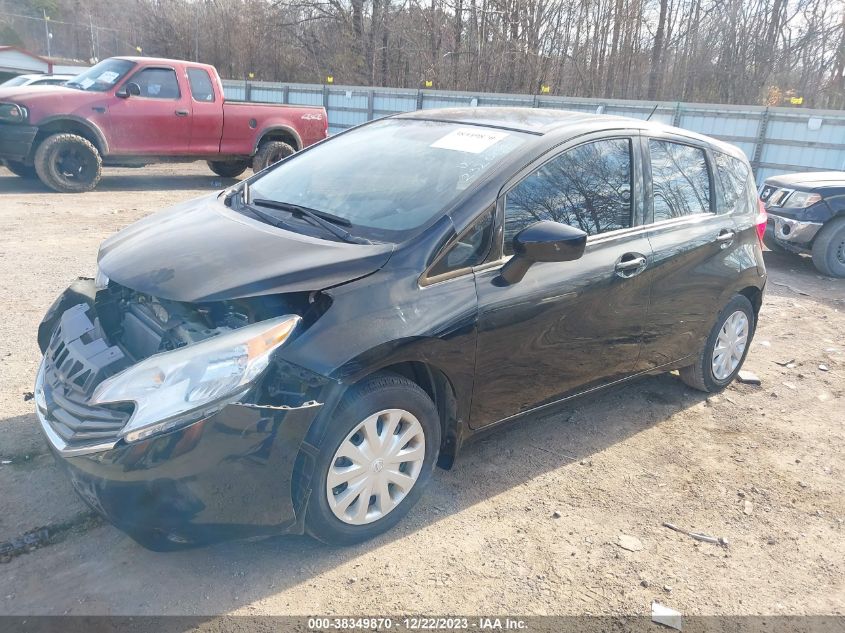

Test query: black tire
[811,217,845,278]
[252,140,295,173]
[206,159,250,179]
[33,133,102,193]
[679,294,756,392]
[762,228,786,253]
[303,372,441,546]
[4,160,38,179]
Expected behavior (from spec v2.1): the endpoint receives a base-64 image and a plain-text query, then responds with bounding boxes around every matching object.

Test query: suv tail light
[755,199,767,245]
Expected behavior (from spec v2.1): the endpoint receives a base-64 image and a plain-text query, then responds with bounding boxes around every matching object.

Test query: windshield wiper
[251,198,372,245]
[65,81,84,89]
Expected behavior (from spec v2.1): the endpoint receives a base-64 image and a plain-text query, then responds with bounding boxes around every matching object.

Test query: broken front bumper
[35,279,335,545]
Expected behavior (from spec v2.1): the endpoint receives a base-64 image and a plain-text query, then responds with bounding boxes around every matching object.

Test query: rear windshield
[65,59,135,92]
[249,119,529,241]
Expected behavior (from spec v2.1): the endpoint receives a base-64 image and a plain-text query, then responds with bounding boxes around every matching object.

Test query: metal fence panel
[222,80,845,184]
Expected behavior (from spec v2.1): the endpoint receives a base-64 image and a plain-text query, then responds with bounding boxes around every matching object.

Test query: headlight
[781,191,821,209]
[0,103,28,123]
[92,315,300,443]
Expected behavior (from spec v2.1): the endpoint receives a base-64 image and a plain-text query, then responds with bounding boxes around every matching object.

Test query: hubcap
[326,409,425,525]
[711,310,749,381]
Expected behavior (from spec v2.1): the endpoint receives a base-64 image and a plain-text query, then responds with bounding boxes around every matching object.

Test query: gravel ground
[0,163,843,617]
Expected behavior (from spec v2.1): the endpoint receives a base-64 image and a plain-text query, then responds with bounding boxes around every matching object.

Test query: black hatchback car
[35,108,767,549]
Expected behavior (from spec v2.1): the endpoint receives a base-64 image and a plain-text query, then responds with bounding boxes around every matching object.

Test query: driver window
[128,68,181,99]
[429,210,494,278]
[503,138,633,255]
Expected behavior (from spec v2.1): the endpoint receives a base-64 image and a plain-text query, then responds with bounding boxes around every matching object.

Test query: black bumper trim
[0,122,38,163]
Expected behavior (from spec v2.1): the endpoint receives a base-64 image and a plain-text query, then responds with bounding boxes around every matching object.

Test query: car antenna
[646,104,659,121]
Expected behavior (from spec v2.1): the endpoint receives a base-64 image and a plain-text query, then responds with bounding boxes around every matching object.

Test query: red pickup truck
[0,57,328,192]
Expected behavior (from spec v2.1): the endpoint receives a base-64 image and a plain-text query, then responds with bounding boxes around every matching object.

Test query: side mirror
[116,82,141,98]
[499,220,587,285]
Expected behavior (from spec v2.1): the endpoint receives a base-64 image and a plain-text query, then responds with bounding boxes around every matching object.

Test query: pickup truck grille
[37,303,132,448]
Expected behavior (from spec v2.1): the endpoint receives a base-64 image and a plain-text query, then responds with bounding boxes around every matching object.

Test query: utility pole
[43,10,51,58]
[194,5,199,61]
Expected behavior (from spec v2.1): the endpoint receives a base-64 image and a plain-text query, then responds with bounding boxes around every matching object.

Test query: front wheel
[303,373,441,546]
[4,160,38,179]
[679,294,755,392]
[811,218,845,278]
[33,133,102,193]
[207,159,250,179]
[252,141,295,173]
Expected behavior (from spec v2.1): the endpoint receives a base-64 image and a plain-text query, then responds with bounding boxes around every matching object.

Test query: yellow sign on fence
[424,80,433,88]
[326,76,334,84]
[790,96,804,105]
[540,85,551,94]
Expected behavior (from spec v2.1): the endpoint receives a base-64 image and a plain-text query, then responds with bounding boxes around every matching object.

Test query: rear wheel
[206,159,250,179]
[303,373,440,545]
[679,294,755,392]
[252,140,295,173]
[33,133,102,193]
[811,218,845,278]
[4,160,38,179]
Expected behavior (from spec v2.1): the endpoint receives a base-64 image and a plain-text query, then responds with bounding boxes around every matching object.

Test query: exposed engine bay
[91,282,324,364]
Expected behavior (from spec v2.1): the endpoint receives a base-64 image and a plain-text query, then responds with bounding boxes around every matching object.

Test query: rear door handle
[716,229,736,248]
[175,109,189,117]
[615,253,648,277]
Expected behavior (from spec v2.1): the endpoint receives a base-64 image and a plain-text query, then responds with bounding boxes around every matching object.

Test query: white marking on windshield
[430,127,510,154]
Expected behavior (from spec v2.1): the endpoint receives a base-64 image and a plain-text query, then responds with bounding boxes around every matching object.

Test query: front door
[107,66,192,155]
[471,135,651,429]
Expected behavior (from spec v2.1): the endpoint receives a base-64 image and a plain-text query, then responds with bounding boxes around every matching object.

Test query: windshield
[248,119,528,241]
[1,76,30,87]
[66,59,135,92]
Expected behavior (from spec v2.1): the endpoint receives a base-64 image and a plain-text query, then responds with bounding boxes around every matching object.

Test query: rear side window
[187,68,215,102]
[504,138,633,254]
[649,140,711,221]
[715,152,751,214]
[130,68,180,99]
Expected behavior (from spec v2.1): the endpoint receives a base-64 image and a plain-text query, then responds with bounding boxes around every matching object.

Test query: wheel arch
[738,285,763,320]
[254,125,302,154]
[33,116,108,157]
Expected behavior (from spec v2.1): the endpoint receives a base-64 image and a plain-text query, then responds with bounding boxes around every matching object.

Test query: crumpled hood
[97,194,394,302]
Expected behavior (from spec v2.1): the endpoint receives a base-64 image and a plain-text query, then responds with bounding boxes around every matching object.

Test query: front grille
[38,303,132,448]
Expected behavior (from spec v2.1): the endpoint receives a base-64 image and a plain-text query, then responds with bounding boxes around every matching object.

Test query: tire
[33,133,102,193]
[679,294,756,393]
[252,140,295,173]
[762,228,786,253]
[206,159,250,179]
[4,160,38,179]
[811,217,845,278]
[303,372,441,546]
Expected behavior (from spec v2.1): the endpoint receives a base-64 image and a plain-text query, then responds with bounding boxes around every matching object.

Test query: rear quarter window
[715,152,753,214]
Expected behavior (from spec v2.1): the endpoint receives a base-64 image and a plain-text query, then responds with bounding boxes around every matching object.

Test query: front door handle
[615,253,648,278]
[175,109,189,117]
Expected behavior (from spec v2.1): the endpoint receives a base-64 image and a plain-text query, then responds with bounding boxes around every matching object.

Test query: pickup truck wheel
[811,217,845,278]
[34,133,102,193]
[207,159,249,179]
[252,141,295,173]
[4,160,38,179]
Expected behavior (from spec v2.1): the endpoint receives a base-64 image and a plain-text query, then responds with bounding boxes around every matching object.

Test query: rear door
[470,132,652,429]
[186,67,223,154]
[636,135,740,371]
[107,65,191,155]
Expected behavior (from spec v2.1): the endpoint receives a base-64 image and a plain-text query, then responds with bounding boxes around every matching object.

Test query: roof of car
[114,56,216,69]
[396,107,745,158]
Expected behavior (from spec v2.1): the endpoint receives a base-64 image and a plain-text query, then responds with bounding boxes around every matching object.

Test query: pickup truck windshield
[66,59,135,92]
[248,119,528,241]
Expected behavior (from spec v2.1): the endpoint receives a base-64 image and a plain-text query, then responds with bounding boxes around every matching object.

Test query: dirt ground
[0,163,842,618]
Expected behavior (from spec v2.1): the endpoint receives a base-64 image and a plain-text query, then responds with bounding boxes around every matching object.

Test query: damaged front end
[35,278,337,546]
